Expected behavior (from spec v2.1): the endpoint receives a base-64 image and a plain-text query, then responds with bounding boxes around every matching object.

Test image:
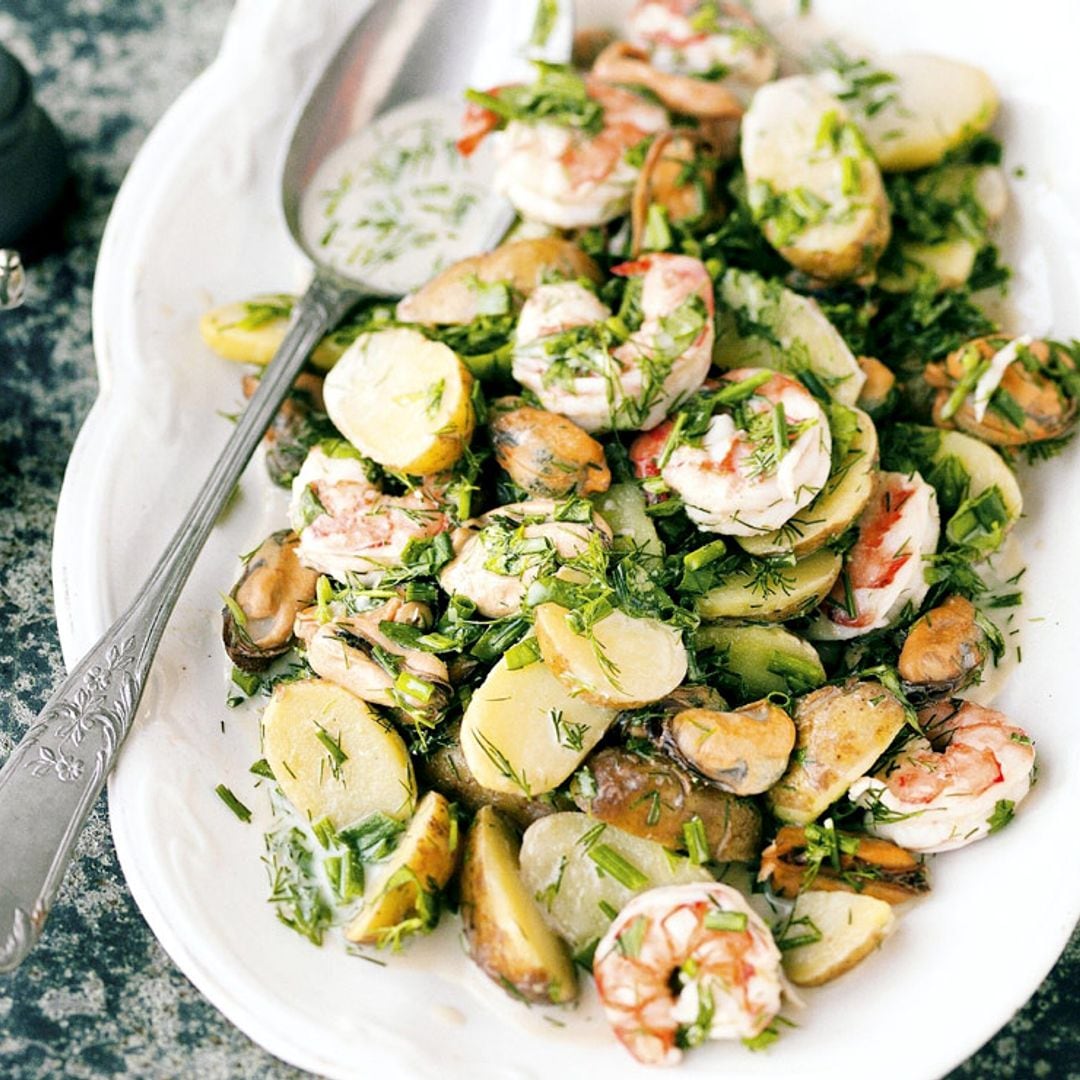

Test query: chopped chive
[312,816,337,850]
[505,637,542,671]
[713,370,772,406]
[682,816,710,865]
[249,758,275,779]
[772,401,788,461]
[215,784,252,823]
[587,844,649,890]
[230,666,260,697]
[704,909,748,933]
[598,899,619,921]
[840,566,857,619]
[315,727,348,770]
[615,914,649,957]
[394,670,434,703]
[683,538,727,572]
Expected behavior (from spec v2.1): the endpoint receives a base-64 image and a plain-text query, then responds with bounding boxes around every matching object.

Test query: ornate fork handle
[0,271,360,972]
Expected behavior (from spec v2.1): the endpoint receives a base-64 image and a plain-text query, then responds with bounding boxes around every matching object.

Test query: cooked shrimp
[849,699,1036,854]
[661,368,832,535]
[439,499,611,618]
[593,882,785,1066]
[629,0,777,92]
[807,470,940,640]
[460,75,667,227]
[289,446,446,582]
[513,253,714,433]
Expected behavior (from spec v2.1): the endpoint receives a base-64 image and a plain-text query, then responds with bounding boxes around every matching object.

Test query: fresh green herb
[587,844,649,889]
[215,784,252,823]
[987,798,1015,834]
[615,914,649,957]
[682,817,710,865]
[703,909,748,933]
[529,0,558,48]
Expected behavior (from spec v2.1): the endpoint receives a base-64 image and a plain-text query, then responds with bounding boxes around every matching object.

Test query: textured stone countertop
[0,2,1077,1077]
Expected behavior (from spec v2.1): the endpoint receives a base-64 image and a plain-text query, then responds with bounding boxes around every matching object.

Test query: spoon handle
[0,270,360,972]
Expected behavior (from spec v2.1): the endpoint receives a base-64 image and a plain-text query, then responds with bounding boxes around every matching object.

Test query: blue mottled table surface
[0,2,1076,1077]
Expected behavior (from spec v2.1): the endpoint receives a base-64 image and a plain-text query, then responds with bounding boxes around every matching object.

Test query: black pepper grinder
[0,42,67,309]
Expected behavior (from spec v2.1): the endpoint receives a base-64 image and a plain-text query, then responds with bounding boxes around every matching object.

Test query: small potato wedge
[591,481,663,555]
[346,791,458,946]
[842,54,998,172]
[199,294,350,371]
[696,548,842,622]
[742,77,890,281]
[739,405,878,558]
[461,806,578,1004]
[779,890,896,987]
[461,653,617,797]
[572,747,762,861]
[766,680,907,826]
[519,812,712,955]
[262,679,415,830]
[694,621,826,701]
[533,603,688,708]
[715,269,866,406]
[396,237,602,325]
[323,327,475,475]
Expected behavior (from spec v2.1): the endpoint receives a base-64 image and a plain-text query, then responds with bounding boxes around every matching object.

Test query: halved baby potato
[261,679,415,830]
[694,621,826,701]
[739,406,878,558]
[766,680,907,826]
[533,603,688,708]
[323,327,475,474]
[847,54,998,172]
[461,806,578,1004]
[741,76,890,281]
[519,812,711,955]
[696,548,842,622]
[461,652,617,797]
[715,269,866,406]
[779,890,896,987]
[592,482,664,555]
[346,790,458,946]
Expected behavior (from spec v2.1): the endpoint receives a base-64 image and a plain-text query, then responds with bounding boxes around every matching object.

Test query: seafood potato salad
[202,1,1078,1068]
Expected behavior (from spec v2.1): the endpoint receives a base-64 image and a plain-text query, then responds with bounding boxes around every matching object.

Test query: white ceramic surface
[52,1,1080,1077]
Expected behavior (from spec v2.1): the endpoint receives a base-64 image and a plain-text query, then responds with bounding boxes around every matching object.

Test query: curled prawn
[460,75,667,227]
[512,253,714,433]
[849,699,1036,854]
[289,445,447,582]
[593,882,785,1066]
[660,368,833,535]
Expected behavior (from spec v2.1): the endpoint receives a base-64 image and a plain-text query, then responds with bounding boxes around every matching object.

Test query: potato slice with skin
[779,890,896,987]
[461,806,578,1004]
[766,680,908,826]
[461,652,617,797]
[519,812,712,955]
[696,548,842,622]
[199,294,349,371]
[739,406,878,558]
[694,621,826,701]
[742,77,890,281]
[715,269,866,406]
[323,327,475,475]
[838,54,998,172]
[534,603,688,708]
[261,679,415,830]
[346,791,457,946]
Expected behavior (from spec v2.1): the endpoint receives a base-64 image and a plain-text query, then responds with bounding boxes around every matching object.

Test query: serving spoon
[0,0,571,972]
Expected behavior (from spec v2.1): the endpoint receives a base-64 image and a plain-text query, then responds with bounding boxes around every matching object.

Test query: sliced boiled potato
[694,621,826,701]
[696,548,842,622]
[739,406,878,558]
[592,482,663,555]
[261,679,415,830]
[461,652,617,797]
[742,76,890,281]
[519,812,711,955]
[847,54,998,172]
[766,680,907,825]
[879,238,979,294]
[780,890,896,987]
[323,327,475,474]
[715,269,866,406]
[346,791,458,946]
[461,806,578,1004]
[533,603,688,708]
[199,294,350,371]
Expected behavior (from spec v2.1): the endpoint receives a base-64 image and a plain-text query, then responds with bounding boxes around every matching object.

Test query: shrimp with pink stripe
[593,882,787,1066]
[659,367,833,535]
[512,253,714,433]
[849,699,1036,854]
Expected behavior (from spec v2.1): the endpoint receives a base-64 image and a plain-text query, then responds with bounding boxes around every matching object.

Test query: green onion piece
[682,816,710,865]
[713,370,773,406]
[772,401,788,461]
[598,899,619,922]
[230,666,260,697]
[394,670,434,704]
[683,539,727,573]
[312,816,337,850]
[315,728,349,769]
[642,202,673,251]
[249,758,275,779]
[587,844,649,890]
[703,909,748,933]
[505,637,542,671]
[215,784,252,823]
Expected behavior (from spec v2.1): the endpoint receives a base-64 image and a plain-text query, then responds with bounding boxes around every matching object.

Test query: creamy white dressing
[971,335,1033,422]
[300,97,504,295]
